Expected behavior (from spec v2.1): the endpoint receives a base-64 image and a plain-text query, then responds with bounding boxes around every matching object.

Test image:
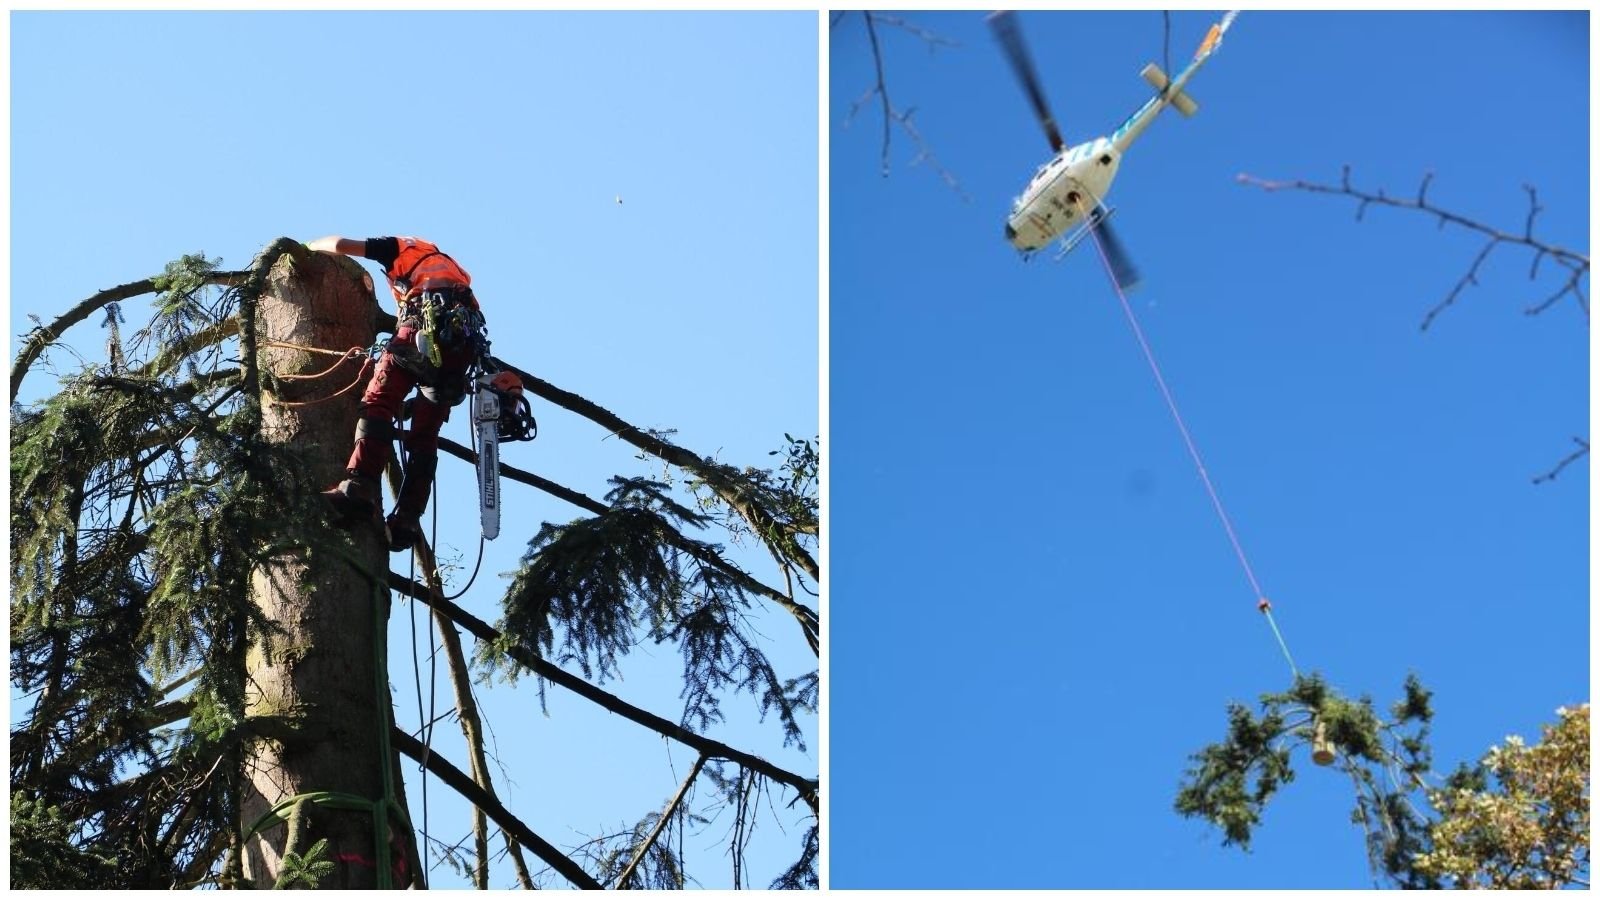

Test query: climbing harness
[395,289,484,375]
[1077,195,1300,680]
[286,299,535,549]
[420,303,443,368]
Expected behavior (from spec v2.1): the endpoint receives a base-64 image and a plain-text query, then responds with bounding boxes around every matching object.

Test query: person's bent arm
[305,236,369,257]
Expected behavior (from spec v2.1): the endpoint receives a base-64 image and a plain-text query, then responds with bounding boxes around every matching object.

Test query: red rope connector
[1256,596,1272,613]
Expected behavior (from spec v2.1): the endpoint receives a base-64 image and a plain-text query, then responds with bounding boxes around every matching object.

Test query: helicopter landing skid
[1054,205,1118,261]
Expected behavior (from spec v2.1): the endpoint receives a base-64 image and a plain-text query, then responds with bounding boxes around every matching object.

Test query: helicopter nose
[1004,222,1018,242]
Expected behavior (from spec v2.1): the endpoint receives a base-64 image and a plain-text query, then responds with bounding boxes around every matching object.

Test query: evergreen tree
[10,238,819,889]
[1177,675,1589,889]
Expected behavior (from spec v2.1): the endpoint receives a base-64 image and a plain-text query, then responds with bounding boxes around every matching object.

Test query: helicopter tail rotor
[988,10,1066,154]
[1195,10,1240,62]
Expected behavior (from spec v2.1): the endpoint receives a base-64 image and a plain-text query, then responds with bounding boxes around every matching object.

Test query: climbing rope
[259,340,373,408]
[440,403,490,602]
[1080,202,1301,679]
[238,334,502,885]
[405,507,434,883]
[394,435,438,882]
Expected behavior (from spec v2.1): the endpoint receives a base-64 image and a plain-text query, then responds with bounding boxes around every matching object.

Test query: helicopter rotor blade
[988,10,1066,154]
[1091,206,1142,292]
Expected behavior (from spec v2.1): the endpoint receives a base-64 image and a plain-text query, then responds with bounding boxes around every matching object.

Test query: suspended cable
[1083,218,1301,680]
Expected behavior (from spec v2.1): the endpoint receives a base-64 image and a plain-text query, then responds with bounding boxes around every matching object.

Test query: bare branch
[1237,169,1589,329]
[406,518,534,889]
[1532,437,1589,485]
[614,753,708,889]
[437,435,606,515]
[1422,238,1500,331]
[895,106,969,201]
[843,11,968,199]
[871,14,960,50]
[1522,183,1542,240]
[391,728,603,890]
[388,571,819,813]
[864,12,893,178]
[1241,170,1588,489]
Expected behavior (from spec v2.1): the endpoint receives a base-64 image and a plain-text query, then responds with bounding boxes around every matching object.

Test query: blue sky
[830,10,1587,890]
[10,11,817,889]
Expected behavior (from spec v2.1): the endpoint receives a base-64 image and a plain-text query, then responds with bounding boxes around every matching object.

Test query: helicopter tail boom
[1111,11,1237,153]
[1139,63,1199,117]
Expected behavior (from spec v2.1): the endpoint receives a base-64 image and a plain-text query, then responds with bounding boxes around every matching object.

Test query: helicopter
[991,10,1239,289]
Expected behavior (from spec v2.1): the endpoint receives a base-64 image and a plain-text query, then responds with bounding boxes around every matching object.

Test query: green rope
[366,566,409,883]
[242,551,414,887]
[1261,608,1300,680]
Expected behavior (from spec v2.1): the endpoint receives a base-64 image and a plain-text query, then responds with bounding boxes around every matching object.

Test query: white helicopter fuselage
[1004,136,1125,252]
[1003,14,1231,253]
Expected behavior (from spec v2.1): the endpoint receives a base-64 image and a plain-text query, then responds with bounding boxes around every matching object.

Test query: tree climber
[308,235,485,551]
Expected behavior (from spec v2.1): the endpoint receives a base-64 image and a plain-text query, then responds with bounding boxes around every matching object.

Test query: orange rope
[261,340,374,408]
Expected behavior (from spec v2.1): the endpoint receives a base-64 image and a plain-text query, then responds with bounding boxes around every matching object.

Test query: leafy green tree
[1177,675,1588,889]
[10,239,818,889]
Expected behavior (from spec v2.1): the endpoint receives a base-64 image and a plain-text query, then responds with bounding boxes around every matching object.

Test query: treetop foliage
[11,242,818,889]
[1177,673,1587,889]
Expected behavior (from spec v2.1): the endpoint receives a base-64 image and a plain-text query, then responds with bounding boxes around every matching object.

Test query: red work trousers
[345,324,475,479]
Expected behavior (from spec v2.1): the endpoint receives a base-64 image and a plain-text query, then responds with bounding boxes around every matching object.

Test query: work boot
[386,452,437,552]
[321,472,381,526]
[385,510,424,552]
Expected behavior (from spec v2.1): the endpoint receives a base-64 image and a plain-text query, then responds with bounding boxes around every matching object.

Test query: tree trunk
[239,249,413,888]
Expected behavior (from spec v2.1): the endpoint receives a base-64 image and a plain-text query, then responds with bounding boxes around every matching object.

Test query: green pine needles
[488,476,817,751]
[1176,672,1445,887]
[12,241,819,889]
[10,248,319,886]
[1178,675,1588,888]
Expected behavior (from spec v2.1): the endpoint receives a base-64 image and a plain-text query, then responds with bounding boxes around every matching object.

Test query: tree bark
[239,247,408,888]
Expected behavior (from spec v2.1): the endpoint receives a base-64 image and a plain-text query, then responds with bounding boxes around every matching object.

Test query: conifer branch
[12,278,156,404]
[12,238,815,888]
[486,356,820,583]
[615,753,708,889]
[135,319,239,381]
[435,435,819,655]
[12,271,250,404]
[406,522,535,889]
[437,435,607,512]
[388,571,819,813]
[390,728,604,890]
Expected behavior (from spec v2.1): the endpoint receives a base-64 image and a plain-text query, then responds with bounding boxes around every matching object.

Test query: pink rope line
[1083,221,1299,677]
